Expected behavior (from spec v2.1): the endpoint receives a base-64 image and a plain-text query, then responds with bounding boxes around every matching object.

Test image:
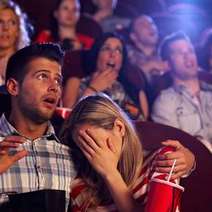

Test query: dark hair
[5,43,64,83]
[50,0,80,41]
[84,32,127,76]
[159,31,191,61]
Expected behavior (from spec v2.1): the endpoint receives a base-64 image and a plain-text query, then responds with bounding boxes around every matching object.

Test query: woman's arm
[138,90,149,120]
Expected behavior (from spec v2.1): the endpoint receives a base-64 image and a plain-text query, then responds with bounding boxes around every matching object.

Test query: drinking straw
[167,159,177,182]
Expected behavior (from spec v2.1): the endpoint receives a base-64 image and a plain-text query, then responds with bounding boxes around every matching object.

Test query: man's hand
[0,136,28,174]
[154,140,195,180]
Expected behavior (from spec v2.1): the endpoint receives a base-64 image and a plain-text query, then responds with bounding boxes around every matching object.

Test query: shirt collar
[0,113,59,142]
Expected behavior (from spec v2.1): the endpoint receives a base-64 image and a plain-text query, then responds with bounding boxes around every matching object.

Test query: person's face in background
[131,15,159,47]
[96,37,123,74]
[0,8,19,51]
[54,0,80,28]
[8,57,62,124]
[168,39,198,80]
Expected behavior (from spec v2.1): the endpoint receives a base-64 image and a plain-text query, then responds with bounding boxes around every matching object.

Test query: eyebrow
[33,70,62,78]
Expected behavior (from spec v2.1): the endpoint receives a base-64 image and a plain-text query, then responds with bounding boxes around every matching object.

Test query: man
[152,31,212,150]
[0,43,76,209]
[127,15,168,83]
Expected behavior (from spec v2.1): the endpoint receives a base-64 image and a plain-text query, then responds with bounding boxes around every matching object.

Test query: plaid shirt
[0,114,76,210]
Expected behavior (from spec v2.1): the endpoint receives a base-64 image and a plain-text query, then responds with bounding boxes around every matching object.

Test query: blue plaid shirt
[0,114,76,210]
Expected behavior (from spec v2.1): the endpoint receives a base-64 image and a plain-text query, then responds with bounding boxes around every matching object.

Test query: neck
[134,41,155,57]
[9,109,49,140]
[58,25,77,41]
[174,77,200,96]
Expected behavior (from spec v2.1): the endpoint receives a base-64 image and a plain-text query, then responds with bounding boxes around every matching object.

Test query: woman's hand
[77,128,120,178]
[153,140,195,180]
[88,68,118,92]
[0,136,28,174]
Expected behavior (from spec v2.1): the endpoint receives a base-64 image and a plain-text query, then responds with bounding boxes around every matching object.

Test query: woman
[36,0,94,51]
[62,33,149,120]
[0,0,31,85]
[60,94,191,211]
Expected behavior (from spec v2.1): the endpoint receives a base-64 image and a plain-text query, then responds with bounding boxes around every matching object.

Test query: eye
[9,19,17,26]
[101,46,111,52]
[55,77,63,86]
[37,73,49,80]
[115,47,123,54]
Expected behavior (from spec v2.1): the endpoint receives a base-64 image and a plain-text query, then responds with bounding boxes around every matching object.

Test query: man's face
[54,0,80,28]
[0,8,19,50]
[168,39,198,80]
[132,16,158,46]
[16,57,62,123]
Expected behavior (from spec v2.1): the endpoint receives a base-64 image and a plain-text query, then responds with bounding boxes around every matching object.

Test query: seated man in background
[152,31,212,151]
[127,15,168,84]
[0,43,76,209]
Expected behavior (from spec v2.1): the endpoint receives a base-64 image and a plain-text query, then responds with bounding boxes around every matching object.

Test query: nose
[109,49,116,57]
[48,78,61,94]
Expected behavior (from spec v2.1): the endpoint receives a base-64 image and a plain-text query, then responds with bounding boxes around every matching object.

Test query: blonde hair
[0,0,31,50]
[60,94,143,208]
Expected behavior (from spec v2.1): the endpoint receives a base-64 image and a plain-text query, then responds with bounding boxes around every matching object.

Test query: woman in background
[62,33,149,120]
[36,0,94,51]
[0,0,31,85]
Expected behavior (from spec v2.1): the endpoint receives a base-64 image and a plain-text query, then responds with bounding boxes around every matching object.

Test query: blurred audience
[127,15,169,84]
[89,0,131,32]
[62,33,149,120]
[152,31,212,150]
[197,28,212,73]
[36,0,94,51]
[0,0,31,86]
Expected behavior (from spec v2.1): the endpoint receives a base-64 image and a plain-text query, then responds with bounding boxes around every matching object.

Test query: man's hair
[159,31,191,61]
[5,43,64,83]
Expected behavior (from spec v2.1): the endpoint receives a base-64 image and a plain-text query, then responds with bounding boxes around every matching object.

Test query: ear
[113,118,125,138]
[6,78,19,96]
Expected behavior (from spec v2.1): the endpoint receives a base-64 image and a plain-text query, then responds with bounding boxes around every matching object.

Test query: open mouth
[43,96,57,108]
[106,62,116,69]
